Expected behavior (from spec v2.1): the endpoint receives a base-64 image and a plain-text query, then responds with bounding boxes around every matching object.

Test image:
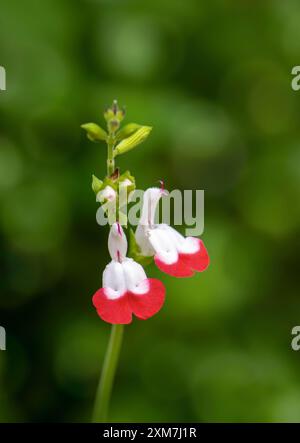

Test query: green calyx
[91,170,136,196]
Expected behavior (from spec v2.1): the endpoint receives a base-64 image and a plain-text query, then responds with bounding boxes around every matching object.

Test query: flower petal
[108,223,128,262]
[139,187,164,227]
[129,278,165,320]
[159,224,199,254]
[154,255,194,277]
[153,226,209,276]
[148,227,179,265]
[102,261,127,299]
[180,239,209,272]
[122,258,149,295]
[92,289,132,324]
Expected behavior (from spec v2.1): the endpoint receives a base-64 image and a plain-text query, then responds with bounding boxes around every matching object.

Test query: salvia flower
[135,187,209,278]
[92,223,165,324]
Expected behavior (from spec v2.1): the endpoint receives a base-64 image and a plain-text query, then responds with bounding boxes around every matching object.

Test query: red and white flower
[135,187,209,278]
[92,222,165,324]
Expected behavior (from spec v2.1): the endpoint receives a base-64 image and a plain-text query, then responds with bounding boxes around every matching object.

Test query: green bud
[128,229,153,266]
[108,118,120,133]
[116,123,141,142]
[81,123,107,142]
[113,126,152,157]
[104,100,125,124]
[116,108,125,122]
[91,175,103,194]
[104,108,114,122]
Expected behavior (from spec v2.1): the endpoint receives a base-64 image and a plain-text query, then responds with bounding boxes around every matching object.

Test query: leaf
[81,123,107,142]
[91,175,103,194]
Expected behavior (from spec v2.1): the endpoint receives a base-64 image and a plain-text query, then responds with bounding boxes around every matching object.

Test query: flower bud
[104,108,115,122]
[116,123,141,142]
[116,108,125,122]
[108,223,128,262]
[104,100,125,127]
[113,126,152,157]
[108,118,120,133]
[96,185,117,204]
[118,171,135,193]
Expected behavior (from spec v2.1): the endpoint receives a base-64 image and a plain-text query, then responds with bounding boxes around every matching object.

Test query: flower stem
[92,122,123,423]
[92,324,124,422]
[107,135,115,176]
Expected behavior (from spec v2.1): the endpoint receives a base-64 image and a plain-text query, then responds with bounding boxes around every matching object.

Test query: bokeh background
[0,0,300,422]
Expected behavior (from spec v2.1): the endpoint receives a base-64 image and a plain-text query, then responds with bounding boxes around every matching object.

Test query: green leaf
[128,229,153,266]
[116,123,141,142]
[81,123,107,142]
[91,175,103,194]
[113,126,152,157]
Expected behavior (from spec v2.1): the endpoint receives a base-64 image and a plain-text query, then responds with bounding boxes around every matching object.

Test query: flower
[92,223,165,324]
[135,187,209,278]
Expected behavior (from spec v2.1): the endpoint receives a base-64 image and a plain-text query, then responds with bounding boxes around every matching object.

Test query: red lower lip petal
[180,239,210,272]
[129,278,166,320]
[92,289,132,324]
[154,255,195,278]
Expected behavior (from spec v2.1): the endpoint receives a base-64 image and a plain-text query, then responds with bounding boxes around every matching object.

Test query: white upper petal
[148,226,179,265]
[136,224,200,264]
[158,224,200,254]
[122,258,149,295]
[108,223,128,261]
[102,258,149,298]
[139,187,164,227]
[136,187,171,256]
[102,261,127,299]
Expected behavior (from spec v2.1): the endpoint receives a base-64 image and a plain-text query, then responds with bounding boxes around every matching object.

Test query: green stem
[92,127,123,423]
[92,324,124,422]
[107,135,115,176]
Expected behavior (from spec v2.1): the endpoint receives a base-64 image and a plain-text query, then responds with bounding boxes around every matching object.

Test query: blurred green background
[0,0,300,423]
